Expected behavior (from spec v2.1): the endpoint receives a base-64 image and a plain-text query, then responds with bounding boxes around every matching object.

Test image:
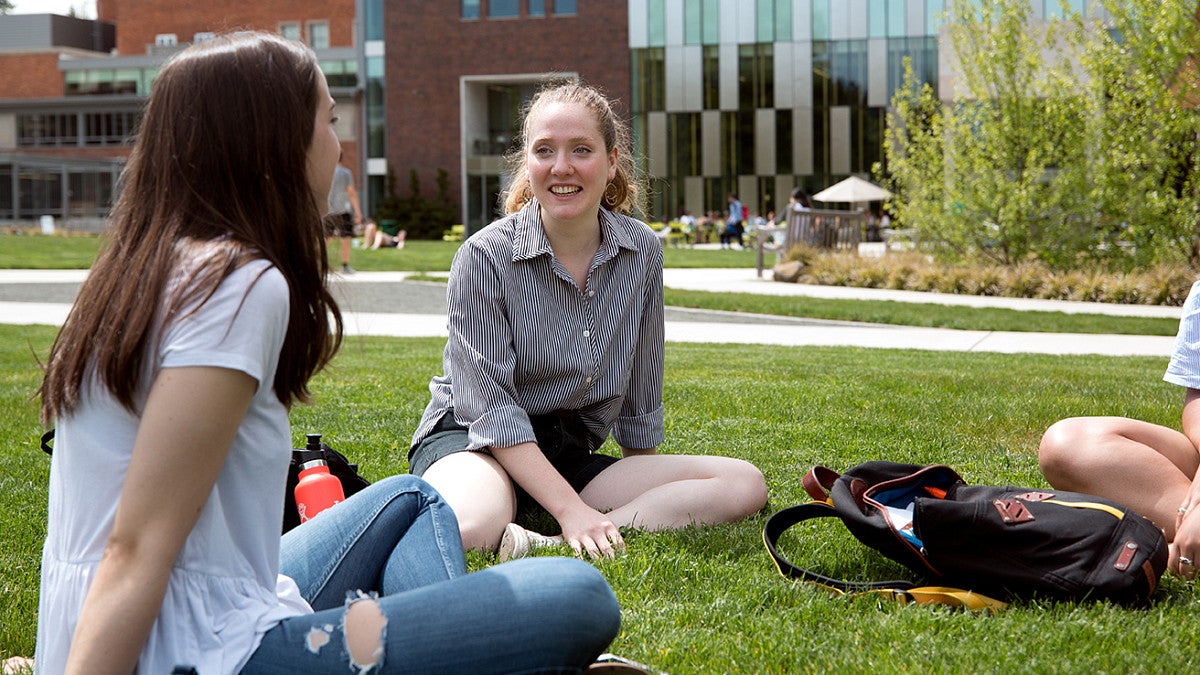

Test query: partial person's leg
[1039,416,1200,538]
[580,454,768,530]
[362,221,378,249]
[421,451,519,551]
[245,557,619,674]
[280,474,468,609]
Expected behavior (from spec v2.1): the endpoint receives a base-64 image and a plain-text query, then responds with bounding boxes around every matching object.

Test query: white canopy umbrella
[812,176,892,204]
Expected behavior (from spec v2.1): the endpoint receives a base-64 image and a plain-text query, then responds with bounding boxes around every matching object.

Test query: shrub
[790,251,1193,306]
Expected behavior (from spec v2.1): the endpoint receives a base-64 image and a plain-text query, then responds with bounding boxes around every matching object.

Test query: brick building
[0,0,359,227]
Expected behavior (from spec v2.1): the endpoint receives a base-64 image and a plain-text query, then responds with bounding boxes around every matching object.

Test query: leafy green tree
[1082,0,1200,268]
[0,0,14,15]
[881,0,1092,268]
[880,0,1200,270]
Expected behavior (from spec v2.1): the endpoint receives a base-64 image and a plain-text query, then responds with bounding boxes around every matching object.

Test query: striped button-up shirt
[1165,280,1200,389]
[411,201,666,453]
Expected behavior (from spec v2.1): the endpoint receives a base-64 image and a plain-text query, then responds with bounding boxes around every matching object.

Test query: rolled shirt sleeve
[1164,280,1200,389]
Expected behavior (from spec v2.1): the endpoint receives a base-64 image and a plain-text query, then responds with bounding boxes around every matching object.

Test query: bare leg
[362,222,378,249]
[339,235,352,267]
[420,452,517,552]
[1039,416,1200,539]
[580,454,768,530]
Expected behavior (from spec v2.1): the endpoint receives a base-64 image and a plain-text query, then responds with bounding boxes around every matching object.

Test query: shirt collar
[512,200,639,263]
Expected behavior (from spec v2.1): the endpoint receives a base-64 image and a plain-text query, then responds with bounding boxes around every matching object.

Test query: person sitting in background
[363,218,407,249]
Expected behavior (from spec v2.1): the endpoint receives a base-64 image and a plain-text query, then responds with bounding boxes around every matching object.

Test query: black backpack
[763,461,1168,609]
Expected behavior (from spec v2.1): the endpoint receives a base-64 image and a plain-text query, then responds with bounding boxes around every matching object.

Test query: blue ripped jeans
[241,475,620,674]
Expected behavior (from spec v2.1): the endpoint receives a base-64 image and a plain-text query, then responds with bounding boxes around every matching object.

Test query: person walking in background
[1038,277,1200,581]
[32,32,622,674]
[325,150,362,274]
[408,81,768,561]
[722,193,744,249]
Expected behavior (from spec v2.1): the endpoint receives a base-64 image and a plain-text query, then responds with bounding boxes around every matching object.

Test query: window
[647,0,665,47]
[462,0,480,20]
[279,22,301,41]
[553,0,576,16]
[307,21,329,49]
[490,0,518,18]
[154,33,177,46]
[757,0,790,42]
[529,0,545,17]
[193,31,215,43]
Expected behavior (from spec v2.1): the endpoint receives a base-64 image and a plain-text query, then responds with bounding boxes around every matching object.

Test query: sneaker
[341,263,355,274]
[497,523,560,562]
[587,653,661,674]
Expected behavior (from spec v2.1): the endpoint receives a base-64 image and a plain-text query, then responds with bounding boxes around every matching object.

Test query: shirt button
[588,290,595,297]
[585,376,593,383]
[583,330,590,337]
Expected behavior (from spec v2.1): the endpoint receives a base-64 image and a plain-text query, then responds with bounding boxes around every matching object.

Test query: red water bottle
[294,434,345,523]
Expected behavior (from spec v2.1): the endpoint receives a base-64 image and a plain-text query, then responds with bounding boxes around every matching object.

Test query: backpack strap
[41,428,55,455]
[763,502,1008,612]
[801,466,841,503]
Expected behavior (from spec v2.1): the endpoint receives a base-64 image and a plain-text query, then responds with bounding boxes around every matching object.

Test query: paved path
[0,269,1179,356]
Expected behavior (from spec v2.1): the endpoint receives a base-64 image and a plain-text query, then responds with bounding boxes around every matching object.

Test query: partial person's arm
[491,442,624,559]
[347,184,363,223]
[1171,388,1200,577]
[64,367,256,674]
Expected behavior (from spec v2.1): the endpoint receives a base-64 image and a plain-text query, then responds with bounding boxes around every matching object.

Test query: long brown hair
[39,32,342,423]
[503,81,644,216]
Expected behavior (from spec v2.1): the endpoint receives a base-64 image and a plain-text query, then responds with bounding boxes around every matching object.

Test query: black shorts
[408,409,619,512]
[323,212,355,238]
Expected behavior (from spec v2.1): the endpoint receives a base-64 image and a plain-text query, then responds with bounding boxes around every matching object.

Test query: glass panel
[631,48,666,112]
[702,45,720,109]
[64,71,85,95]
[462,0,480,20]
[366,0,384,40]
[774,0,792,42]
[647,0,665,47]
[308,22,329,49]
[0,165,12,219]
[684,0,701,45]
[367,57,385,157]
[738,44,754,110]
[926,0,943,34]
[280,22,301,41]
[869,0,887,37]
[113,68,139,94]
[702,0,719,44]
[529,0,545,17]
[19,169,62,216]
[553,0,576,16]
[887,0,905,37]
[776,109,793,174]
[812,0,829,40]
[489,0,518,18]
[757,0,774,42]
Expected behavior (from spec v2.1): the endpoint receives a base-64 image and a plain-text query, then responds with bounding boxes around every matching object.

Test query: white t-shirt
[35,257,311,675]
[1165,280,1200,390]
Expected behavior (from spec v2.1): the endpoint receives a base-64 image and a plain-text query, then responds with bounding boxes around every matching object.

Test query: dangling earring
[603,181,618,204]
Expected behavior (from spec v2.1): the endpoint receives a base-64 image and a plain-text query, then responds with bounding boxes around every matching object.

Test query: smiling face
[524,100,618,232]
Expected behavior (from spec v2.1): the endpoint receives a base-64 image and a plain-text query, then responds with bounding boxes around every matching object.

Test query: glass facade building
[629,0,1087,220]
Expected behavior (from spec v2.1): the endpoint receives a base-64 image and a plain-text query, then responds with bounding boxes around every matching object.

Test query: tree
[879,0,1200,270]
[0,0,15,15]
[1082,0,1200,268]
[880,0,1092,268]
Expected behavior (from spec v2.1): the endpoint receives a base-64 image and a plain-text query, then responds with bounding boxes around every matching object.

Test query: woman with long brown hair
[34,33,620,674]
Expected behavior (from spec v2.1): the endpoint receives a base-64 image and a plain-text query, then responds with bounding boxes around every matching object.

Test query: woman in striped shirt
[409,82,768,560]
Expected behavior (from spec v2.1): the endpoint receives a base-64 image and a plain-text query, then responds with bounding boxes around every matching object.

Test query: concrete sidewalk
[0,268,1179,357]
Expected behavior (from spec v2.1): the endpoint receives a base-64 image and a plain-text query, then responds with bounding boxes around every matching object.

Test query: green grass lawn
[3,324,1198,671]
[0,234,1177,335]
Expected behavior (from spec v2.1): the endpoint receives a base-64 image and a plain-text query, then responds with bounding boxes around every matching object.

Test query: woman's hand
[555,502,625,560]
[1171,492,1200,579]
